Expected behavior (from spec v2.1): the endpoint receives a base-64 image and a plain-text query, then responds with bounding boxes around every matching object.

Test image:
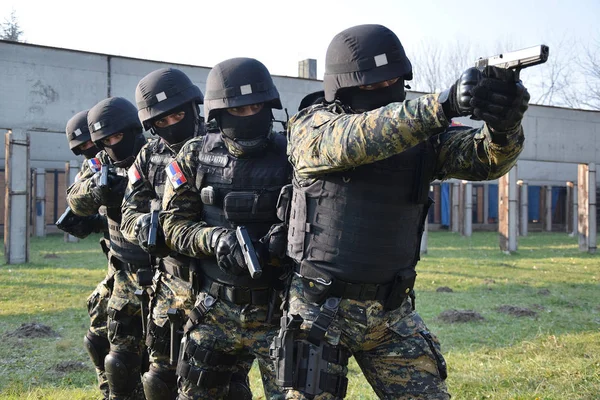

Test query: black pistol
[236,226,262,279]
[146,200,161,250]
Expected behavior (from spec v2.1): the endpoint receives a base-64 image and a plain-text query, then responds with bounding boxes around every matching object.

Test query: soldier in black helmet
[121,67,244,400]
[67,97,148,400]
[160,57,291,399]
[58,109,112,399]
[275,24,530,399]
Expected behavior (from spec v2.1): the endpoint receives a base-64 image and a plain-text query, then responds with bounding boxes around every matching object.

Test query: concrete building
[1,39,600,234]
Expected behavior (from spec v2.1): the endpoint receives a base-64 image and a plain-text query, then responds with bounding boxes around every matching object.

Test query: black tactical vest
[287,140,436,284]
[196,132,291,288]
[106,195,151,266]
[144,139,193,271]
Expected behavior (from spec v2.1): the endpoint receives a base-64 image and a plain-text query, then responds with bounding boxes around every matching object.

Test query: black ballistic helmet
[65,109,92,154]
[204,57,282,122]
[323,24,413,102]
[135,68,204,131]
[298,90,325,111]
[88,97,143,144]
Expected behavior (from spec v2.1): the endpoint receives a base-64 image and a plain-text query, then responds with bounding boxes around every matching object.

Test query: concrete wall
[0,40,322,169]
[2,39,600,178]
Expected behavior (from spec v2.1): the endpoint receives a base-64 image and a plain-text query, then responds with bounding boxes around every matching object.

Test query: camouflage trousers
[283,275,450,400]
[106,258,147,400]
[177,291,285,400]
[143,269,196,397]
[86,262,116,399]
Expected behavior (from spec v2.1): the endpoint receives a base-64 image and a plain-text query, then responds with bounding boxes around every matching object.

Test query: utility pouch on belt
[276,184,293,224]
[298,260,333,304]
[167,308,185,366]
[136,268,154,287]
[384,270,417,311]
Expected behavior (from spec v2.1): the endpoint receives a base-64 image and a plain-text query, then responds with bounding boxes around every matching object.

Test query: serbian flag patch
[87,157,102,172]
[166,161,187,189]
[128,165,142,185]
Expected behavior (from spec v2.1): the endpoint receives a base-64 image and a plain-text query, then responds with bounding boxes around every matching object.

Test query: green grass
[0,232,599,399]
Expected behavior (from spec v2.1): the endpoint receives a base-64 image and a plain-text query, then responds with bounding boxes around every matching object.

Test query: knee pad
[227,372,252,400]
[105,350,142,396]
[83,331,110,369]
[142,364,177,400]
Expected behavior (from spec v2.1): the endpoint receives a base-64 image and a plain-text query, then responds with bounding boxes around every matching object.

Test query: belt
[160,259,190,281]
[200,275,270,306]
[110,255,151,273]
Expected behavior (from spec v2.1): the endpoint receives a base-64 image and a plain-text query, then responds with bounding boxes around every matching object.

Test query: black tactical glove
[90,214,108,234]
[259,223,288,260]
[470,66,530,132]
[134,213,170,257]
[90,169,128,207]
[440,67,482,119]
[210,228,246,275]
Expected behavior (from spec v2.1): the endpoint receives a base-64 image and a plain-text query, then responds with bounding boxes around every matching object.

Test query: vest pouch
[276,184,293,224]
[299,260,333,305]
[384,270,417,311]
[201,186,217,205]
[223,191,277,223]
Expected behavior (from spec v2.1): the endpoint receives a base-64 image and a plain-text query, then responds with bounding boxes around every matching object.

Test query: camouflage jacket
[66,151,120,216]
[288,93,524,184]
[120,138,176,245]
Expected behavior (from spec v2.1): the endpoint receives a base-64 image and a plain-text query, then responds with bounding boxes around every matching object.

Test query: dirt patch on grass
[53,361,88,373]
[495,305,538,317]
[436,286,454,293]
[43,253,60,259]
[6,322,61,339]
[483,279,496,285]
[537,288,551,296]
[438,309,484,323]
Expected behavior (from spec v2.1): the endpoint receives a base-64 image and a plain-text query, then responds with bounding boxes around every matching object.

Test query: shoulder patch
[198,152,229,168]
[166,161,187,189]
[128,165,142,185]
[87,157,102,173]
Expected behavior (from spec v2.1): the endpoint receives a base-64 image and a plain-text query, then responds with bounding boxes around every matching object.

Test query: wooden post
[499,166,518,253]
[519,180,528,236]
[451,182,460,233]
[4,129,30,264]
[588,164,597,254]
[64,160,80,243]
[578,164,589,252]
[463,181,472,237]
[544,185,553,232]
[483,184,490,224]
[35,168,46,237]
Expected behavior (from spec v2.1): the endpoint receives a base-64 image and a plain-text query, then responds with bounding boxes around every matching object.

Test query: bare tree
[580,39,600,110]
[1,10,24,42]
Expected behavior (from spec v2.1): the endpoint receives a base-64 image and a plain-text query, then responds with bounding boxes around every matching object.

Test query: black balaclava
[81,144,101,160]
[152,103,197,147]
[216,107,272,157]
[103,130,145,168]
[337,79,406,113]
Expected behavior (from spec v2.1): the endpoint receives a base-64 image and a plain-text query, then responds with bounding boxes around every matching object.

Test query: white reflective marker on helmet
[155,92,167,102]
[374,53,388,67]
[240,84,253,95]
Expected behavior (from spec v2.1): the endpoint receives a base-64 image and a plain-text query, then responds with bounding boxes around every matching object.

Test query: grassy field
[0,231,598,400]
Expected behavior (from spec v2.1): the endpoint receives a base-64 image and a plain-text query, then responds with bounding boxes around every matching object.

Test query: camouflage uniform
[280,93,524,400]
[68,150,148,400]
[120,137,198,398]
[161,132,290,400]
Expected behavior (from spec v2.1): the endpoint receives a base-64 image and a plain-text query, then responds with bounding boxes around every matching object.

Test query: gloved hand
[259,223,288,260]
[90,169,128,207]
[90,214,108,234]
[440,67,481,119]
[134,213,169,257]
[210,228,246,275]
[470,66,530,132]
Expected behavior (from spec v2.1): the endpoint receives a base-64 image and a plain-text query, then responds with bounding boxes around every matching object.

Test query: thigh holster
[176,340,239,389]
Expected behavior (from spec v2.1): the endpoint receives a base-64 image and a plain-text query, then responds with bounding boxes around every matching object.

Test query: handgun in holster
[167,308,185,366]
[270,313,303,388]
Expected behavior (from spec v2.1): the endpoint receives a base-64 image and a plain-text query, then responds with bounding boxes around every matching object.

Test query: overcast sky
[1,0,599,81]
